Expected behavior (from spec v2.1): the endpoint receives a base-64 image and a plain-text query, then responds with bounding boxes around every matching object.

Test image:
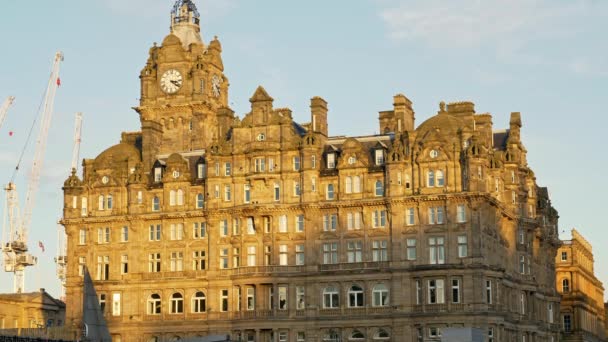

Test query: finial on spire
[170,0,203,49]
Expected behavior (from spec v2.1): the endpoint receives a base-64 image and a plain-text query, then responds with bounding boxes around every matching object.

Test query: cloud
[379,0,602,49]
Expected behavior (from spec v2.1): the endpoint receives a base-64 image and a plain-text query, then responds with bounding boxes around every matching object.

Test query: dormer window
[327,153,336,169]
[154,167,162,183]
[375,149,384,165]
[196,158,207,179]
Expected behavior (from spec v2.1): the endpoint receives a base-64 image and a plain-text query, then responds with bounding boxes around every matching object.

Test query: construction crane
[56,112,82,299]
[1,51,63,293]
[0,96,15,131]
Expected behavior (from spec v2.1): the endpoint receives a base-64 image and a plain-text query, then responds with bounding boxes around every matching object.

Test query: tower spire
[170,0,203,49]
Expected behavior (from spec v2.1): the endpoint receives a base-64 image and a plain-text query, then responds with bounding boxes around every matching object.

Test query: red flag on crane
[38,241,45,253]
[56,77,61,87]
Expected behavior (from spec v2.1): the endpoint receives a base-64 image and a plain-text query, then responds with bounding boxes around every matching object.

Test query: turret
[378,94,414,134]
[170,0,203,50]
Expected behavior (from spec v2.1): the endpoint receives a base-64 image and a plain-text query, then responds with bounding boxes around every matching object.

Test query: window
[327,153,336,169]
[264,245,272,265]
[293,156,301,171]
[219,219,228,237]
[297,332,306,342]
[254,158,266,172]
[429,327,441,338]
[263,216,271,233]
[406,208,415,225]
[170,252,183,271]
[561,251,568,261]
[154,167,162,182]
[519,255,526,274]
[348,285,364,307]
[563,314,571,332]
[224,185,231,201]
[428,207,444,224]
[296,286,305,310]
[170,190,176,206]
[278,215,288,233]
[96,256,109,280]
[219,248,229,269]
[347,241,362,263]
[323,242,338,264]
[278,286,288,310]
[192,292,206,313]
[274,183,280,201]
[311,155,316,169]
[170,224,184,240]
[279,245,288,265]
[548,303,554,323]
[457,204,466,223]
[106,195,113,210]
[415,280,422,305]
[243,185,250,203]
[296,244,305,265]
[268,158,275,172]
[246,288,255,310]
[278,332,288,342]
[193,250,206,270]
[375,149,384,165]
[373,284,389,307]
[512,190,517,204]
[246,217,255,235]
[311,176,317,192]
[247,246,256,266]
[326,184,335,200]
[99,294,106,313]
[197,162,206,179]
[295,214,305,232]
[78,256,86,277]
[428,279,445,304]
[427,170,435,187]
[405,174,411,189]
[232,218,240,235]
[374,329,390,339]
[121,255,128,274]
[214,185,220,198]
[97,227,110,244]
[170,293,183,314]
[224,162,231,176]
[196,194,205,209]
[375,180,384,196]
[351,330,365,340]
[233,248,240,267]
[193,222,206,239]
[98,195,105,210]
[120,226,128,242]
[520,292,526,314]
[112,293,121,316]
[147,294,161,315]
[429,237,445,264]
[372,240,388,262]
[347,212,361,230]
[353,176,361,193]
[323,286,339,308]
[152,196,160,211]
[488,328,494,342]
[215,163,220,176]
[436,170,444,186]
[406,238,417,260]
[345,177,352,193]
[457,235,468,257]
[220,290,229,312]
[372,210,386,228]
[486,280,492,304]
[562,279,570,293]
[451,279,460,303]
[323,214,338,231]
[519,229,525,245]
[148,253,161,272]
[79,229,87,245]
[176,189,184,206]
[149,224,161,241]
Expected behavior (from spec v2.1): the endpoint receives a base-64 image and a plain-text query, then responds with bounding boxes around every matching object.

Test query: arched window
[177,189,184,206]
[372,284,389,307]
[192,291,206,313]
[373,329,390,339]
[106,194,113,209]
[427,170,435,187]
[562,279,570,293]
[326,184,335,200]
[351,330,365,340]
[196,193,204,209]
[353,176,361,193]
[436,170,445,187]
[375,180,384,196]
[323,286,339,308]
[171,293,183,313]
[345,177,352,194]
[147,294,161,315]
[152,196,160,212]
[170,190,176,206]
[98,195,105,210]
[348,285,364,307]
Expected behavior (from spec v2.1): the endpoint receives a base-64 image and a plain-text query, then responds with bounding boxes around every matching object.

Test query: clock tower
[136,0,232,169]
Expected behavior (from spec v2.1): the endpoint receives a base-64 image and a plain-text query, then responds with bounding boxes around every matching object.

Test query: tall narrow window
[147,294,161,315]
[563,314,572,332]
[81,197,88,216]
[176,189,184,205]
[375,180,384,196]
[548,303,554,323]
[348,285,364,307]
[192,292,206,313]
[78,256,86,277]
[486,280,492,304]
[457,204,466,223]
[224,185,231,201]
[296,244,305,265]
[243,184,250,203]
[220,220,228,237]
[193,250,206,270]
[296,286,305,310]
[296,215,305,232]
[326,184,335,200]
[170,252,183,271]
[278,286,288,310]
[311,177,317,192]
[225,162,231,176]
[345,177,352,194]
[428,279,445,304]
[278,215,288,233]
[294,181,301,196]
[247,246,256,266]
[562,279,570,293]
[193,222,206,239]
[170,190,176,206]
[152,196,160,212]
[406,208,415,225]
[451,279,460,303]
[233,247,240,267]
[375,149,384,165]
[79,229,87,245]
[246,217,255,235]
[120,255,128,274]
[311,155,316,169]
[327,153,336,169]
[121,226,128,242]
[457,235,468,258]
[406,238,417,260]
[170,293,183,313]
[106,195,113,210]
[436,170,445,186]
[353,176,361,193]
[293,156,301,171]
[429,237,445,264]
[219,248,229,269]
[372,210,386,228]
[220,290,229,312]
[98,195,105,210]
[427,170,435,187]
[274,183,280,201]
[246,288,255,311]
[279,245,288,265]
[148,253,161,272]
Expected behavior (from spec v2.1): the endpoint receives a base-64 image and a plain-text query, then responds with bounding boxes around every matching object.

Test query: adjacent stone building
[0,288,65,329]
[61,1,562,341]
[556,229,606,342]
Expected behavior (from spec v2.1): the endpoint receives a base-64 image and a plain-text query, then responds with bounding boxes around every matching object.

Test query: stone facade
[61,1,562,341]
[556,229,607,342]
[0,288,65,329]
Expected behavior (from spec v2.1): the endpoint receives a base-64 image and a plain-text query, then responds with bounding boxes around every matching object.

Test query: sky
[0,0,607,300]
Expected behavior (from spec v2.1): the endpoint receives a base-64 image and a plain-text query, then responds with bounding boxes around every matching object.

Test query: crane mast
[0,96,15,131]
[2,51,63,293]
[56,112,82,299]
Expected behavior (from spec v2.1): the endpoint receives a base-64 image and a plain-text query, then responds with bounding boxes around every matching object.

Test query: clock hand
[171,80,180,86]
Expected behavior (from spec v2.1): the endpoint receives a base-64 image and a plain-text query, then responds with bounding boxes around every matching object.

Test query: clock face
[160,69,183,94]
[102,176,109,184]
